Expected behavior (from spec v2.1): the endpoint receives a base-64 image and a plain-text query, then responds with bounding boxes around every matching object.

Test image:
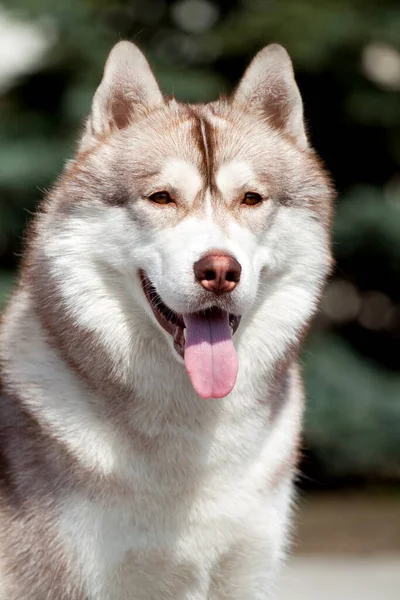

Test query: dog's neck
[1,280,299,482]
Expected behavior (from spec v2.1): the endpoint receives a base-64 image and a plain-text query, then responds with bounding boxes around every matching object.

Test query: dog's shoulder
[0,374,32,508]
[0,372,78,509]
[0,374,89,599]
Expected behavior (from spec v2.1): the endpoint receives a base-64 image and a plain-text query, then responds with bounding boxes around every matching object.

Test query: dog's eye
[148,191,173,205]
[242,192,263,206]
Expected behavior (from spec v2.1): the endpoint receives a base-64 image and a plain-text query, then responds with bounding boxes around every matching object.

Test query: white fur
[1,291,122,476]
[161,158,203,204]
[0,41,332,599]
[215,160,257,199]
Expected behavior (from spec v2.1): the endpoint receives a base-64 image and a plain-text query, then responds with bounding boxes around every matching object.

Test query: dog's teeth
[183,329,187,340]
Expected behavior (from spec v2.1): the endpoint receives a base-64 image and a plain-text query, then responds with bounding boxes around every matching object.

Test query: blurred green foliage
[0,271,14,307]
[0,0,399,484]
[304,333,400,481]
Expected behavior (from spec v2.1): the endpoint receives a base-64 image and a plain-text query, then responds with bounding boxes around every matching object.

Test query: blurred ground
[280,492,400,599]
[281,556,400,600]
[294,491,400,555]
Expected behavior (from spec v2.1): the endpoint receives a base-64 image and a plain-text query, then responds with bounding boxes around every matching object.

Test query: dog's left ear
[233,44,308,149]
[80,41,163,151]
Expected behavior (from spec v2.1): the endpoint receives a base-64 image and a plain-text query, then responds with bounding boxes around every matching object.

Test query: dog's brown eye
[242,192,263,206]
[149,191,173,205]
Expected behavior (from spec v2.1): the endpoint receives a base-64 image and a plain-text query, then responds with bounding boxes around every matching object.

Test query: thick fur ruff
[0,42,334,599]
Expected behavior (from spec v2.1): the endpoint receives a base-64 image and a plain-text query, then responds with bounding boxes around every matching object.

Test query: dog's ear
[233,44,308,149]
[80,41,163,151]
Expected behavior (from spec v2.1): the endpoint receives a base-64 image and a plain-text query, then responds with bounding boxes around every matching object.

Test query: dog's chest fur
[0,291,300,599]
[63,482,292,599]
[60,441,293,600]
[57,403,296,600]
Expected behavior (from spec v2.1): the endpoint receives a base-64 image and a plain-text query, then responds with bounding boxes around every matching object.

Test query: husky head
[37,42,334,399]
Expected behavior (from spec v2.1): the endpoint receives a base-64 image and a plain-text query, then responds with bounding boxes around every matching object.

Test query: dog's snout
[194,253,241,295]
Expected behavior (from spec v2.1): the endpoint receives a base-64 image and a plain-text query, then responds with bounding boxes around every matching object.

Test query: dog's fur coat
[0,42,334,599]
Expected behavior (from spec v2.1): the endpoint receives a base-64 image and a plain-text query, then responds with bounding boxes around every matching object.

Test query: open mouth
[139,270,241,399]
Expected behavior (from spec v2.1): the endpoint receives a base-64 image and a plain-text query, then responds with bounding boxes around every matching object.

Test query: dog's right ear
[79,41,163,151]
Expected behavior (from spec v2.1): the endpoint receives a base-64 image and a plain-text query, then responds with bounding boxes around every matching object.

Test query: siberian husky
[0,41,334,599]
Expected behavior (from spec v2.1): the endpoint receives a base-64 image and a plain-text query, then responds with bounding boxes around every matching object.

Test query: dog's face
[43,43,333,399]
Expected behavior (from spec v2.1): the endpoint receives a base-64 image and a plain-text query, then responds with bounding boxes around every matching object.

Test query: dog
[0,41,334,599]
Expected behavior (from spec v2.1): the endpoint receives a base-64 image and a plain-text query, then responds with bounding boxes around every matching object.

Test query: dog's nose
[194,253,241,295]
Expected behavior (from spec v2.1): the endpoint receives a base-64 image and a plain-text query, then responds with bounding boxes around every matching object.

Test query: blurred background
[0,0,399,597]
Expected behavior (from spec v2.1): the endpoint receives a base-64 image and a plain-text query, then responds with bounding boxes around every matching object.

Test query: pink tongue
[183,312,238,399]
